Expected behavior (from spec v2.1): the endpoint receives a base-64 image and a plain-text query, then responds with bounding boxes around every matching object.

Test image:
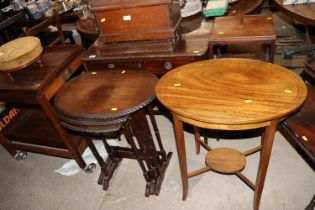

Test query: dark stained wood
[270,0,315,26]
[226,0,264,16]
[279,56,315,168]
[81,21,209,76]
[54,70,158,119]
[75,18,99,48]
[54,70,172,196]
[0,45,88,168]
[88,0,181,53]
[23,9,65,46]
[156,58,307,209]
[209,14,276,62]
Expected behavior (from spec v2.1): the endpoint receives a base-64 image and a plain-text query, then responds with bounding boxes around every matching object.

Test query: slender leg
[208,44,214,59]
[172,113,188,200]
[254,119,278,210]
[193,126,200,155]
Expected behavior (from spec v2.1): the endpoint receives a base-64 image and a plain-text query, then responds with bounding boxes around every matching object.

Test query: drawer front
[95,5,174,42]
[85,58,202,77]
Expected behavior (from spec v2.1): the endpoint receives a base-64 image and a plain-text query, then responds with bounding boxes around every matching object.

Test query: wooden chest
[89,0,182,53]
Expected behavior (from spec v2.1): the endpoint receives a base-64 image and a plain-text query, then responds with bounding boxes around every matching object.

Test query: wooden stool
[54,70,172,196]
[208,14,276,63]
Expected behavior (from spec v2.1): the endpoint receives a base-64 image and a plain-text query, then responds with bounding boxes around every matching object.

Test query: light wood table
[156,58,307,210]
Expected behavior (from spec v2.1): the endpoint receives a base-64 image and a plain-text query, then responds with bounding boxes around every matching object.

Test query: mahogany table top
[54,70,158,119]
[156,58,307,130]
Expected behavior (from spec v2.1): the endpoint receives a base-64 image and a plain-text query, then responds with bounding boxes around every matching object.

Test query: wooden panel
[2,108,82,149]
[95,4,180,42]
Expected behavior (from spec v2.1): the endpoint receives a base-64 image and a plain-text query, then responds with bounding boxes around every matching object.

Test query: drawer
[85,58,201,77]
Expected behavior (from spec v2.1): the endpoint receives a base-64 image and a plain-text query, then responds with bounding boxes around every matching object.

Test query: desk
[0,45,90,171]
[156,58,307,210]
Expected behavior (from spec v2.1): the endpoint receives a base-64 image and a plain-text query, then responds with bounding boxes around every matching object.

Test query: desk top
[0,45,83,102]
[156,58,307,129]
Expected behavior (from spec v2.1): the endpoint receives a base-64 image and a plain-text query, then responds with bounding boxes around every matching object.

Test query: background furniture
[75,17,98,49]
[279,55,315,168]
[0,45,92,171]
[24,9,75,46]
[270,0,315,43]
[156,58,307,210]
[0,9,30,44]
[54,70,172,196]
[208,14,276,62]
[80,14,210,77]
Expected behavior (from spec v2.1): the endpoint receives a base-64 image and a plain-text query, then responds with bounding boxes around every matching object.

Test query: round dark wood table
[54,70,172,196]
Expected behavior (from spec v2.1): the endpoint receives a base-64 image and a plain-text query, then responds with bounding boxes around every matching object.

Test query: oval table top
[54,70,158,119]
[271,0,315,26]
[156,58,307,130]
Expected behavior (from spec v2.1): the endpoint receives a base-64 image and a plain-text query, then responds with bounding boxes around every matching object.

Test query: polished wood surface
[156,58,307,210]
[54,70,158,119]
[279,56,315,167]
[271,0,315,26]
[54,70,172,196]
[156,58,306,129]
[205,147,246,173]
[210,15,275,41]
[226,0,264,15]
[75,18,98,39]
[81,15,210,76]
[209,14,276,62]
[0,45,88,169]
[0,45,82,100]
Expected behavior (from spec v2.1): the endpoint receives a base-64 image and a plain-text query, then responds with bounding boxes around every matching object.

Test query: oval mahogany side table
[156,58,307,210]
[54,70,172,196]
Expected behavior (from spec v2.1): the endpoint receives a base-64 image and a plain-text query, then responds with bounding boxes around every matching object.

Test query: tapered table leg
[254,119,278,210]
[172,113,189,200]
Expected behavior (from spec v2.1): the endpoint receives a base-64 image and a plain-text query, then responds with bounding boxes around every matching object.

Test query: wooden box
[88,0,182,53]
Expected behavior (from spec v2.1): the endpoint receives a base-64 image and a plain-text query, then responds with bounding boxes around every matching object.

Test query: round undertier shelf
[205,147,246,174]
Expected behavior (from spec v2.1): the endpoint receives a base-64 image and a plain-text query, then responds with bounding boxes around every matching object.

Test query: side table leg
[254,119,278,210]
[38,96,86,169]
[172,113,189,200]
[193,126,201,155]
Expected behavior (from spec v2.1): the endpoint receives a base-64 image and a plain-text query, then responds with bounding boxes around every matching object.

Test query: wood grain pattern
[205,147,246,173]
[156,58,307,129]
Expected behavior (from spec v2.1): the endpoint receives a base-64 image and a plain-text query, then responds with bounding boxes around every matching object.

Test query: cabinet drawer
[85,58,201,77]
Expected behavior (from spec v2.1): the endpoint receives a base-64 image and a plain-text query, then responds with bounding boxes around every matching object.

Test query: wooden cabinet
[0,45,88,169]
[81,23,210,76]
[89,0,181,53]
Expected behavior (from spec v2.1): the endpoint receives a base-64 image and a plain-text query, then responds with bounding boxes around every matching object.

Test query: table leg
[254,119,278,210]
[0,134,17,156]
[172,113,188,200]
[38,96,87,169]
[193,126,201,155]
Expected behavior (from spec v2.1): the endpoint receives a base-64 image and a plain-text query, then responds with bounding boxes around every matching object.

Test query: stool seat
[205,147,246,174]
